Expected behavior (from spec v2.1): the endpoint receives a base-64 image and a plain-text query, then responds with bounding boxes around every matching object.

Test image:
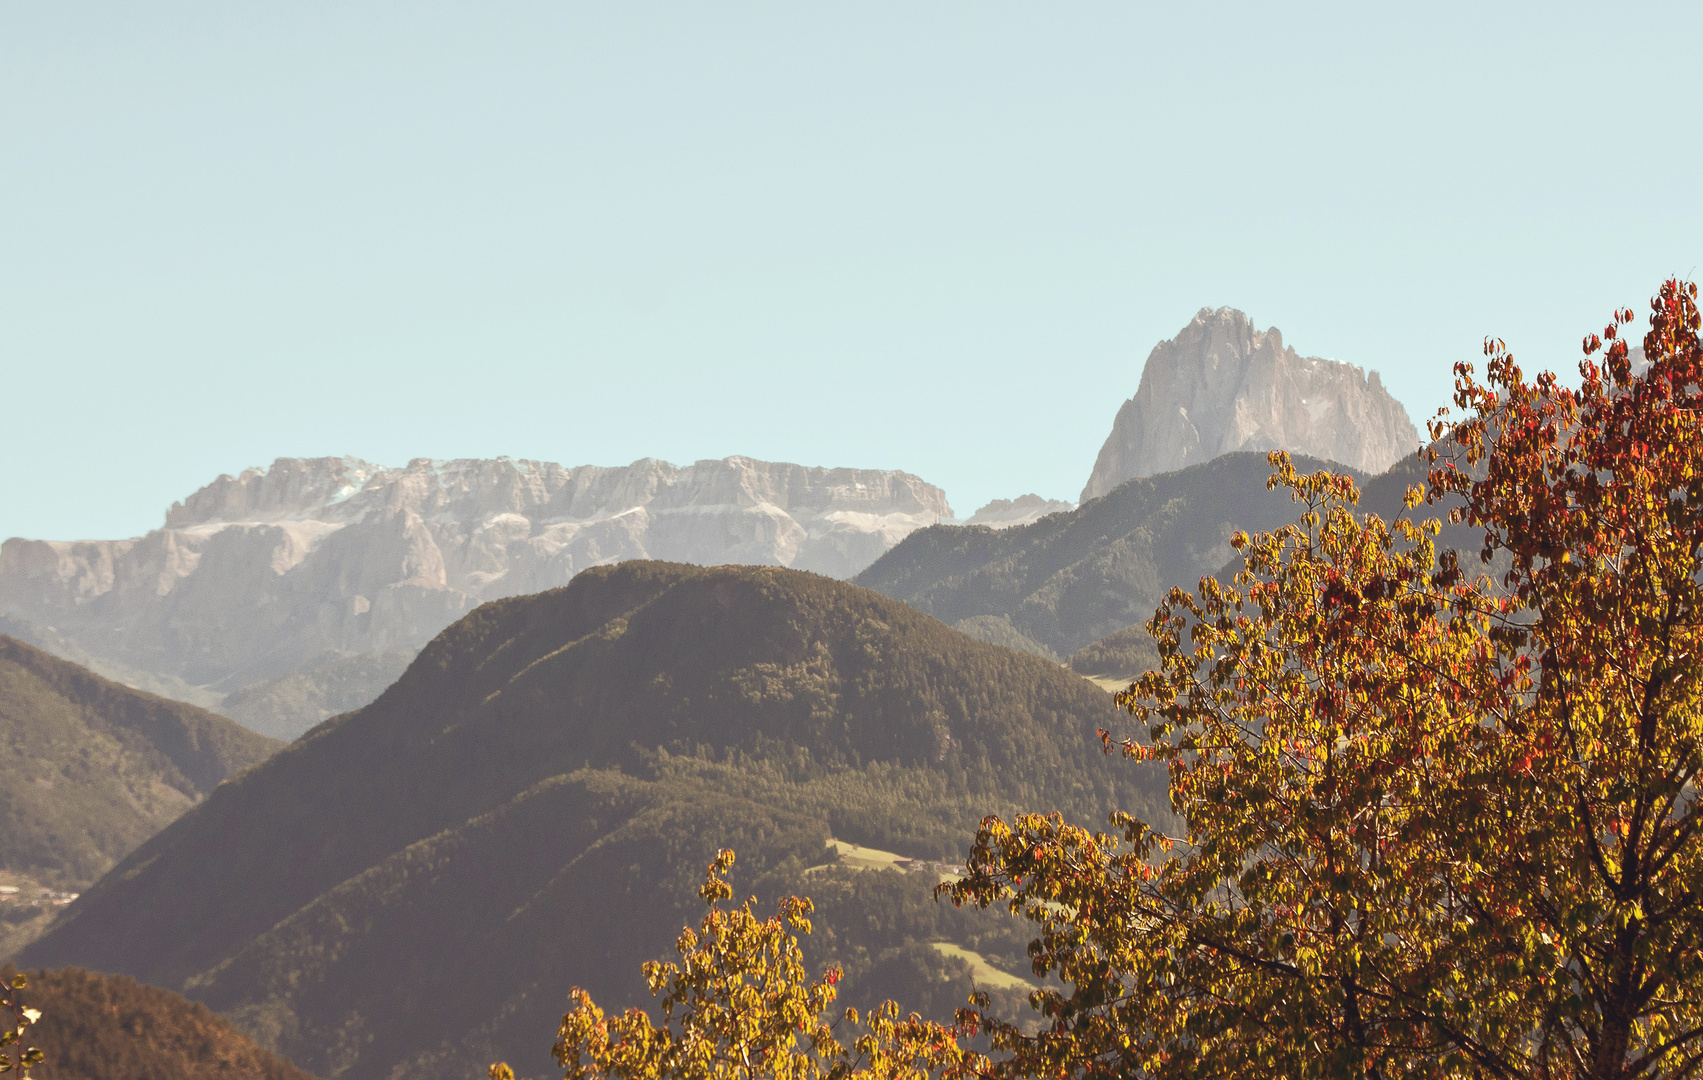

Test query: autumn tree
[0,974,43,1077]
[498,849,983,1080]
[944,282,1703,1079]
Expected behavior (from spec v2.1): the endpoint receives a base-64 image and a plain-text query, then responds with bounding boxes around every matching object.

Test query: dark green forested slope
[12,965,318,1080]
[0,636,281,889]
[218,650,417,741]
[855,452,1363,658]
[22,563,1163,1080]
[1061,449,1486,682]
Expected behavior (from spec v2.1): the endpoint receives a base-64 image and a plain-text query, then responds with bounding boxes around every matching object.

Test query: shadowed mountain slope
[1059,449,1480,682]
[21,562,1161,1080]
[0,637,281,889]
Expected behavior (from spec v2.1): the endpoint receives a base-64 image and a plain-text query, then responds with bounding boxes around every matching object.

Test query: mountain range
[863,448,1463,676]
[859,451,1365,661]
[0,301,1438,1080]
[961,495,1077,530]
[0,455,949,732]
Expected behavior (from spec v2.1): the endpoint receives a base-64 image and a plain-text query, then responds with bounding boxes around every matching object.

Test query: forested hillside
[21,562,1162,1080]
[1060,449,1480,682]
[855,451,1362,657]
[0,636,280,890]
[217,651,416,741]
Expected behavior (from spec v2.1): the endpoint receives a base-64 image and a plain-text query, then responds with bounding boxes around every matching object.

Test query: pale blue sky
[4,2,1700,540]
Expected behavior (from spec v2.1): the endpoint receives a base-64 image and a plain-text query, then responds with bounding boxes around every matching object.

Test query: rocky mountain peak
[963,495,1077,530]
[1080,307,1418,502]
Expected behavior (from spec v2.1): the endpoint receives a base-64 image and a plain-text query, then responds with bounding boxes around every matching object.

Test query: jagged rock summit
[0,455,950,695]
[1080,307,1418,502]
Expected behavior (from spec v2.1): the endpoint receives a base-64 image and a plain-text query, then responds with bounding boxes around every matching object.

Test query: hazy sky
[5,2,1701,540]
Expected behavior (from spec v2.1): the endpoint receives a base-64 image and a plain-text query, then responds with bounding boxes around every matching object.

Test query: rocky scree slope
[1081,307,1417,501]
[0,455,949,701]
[0,636,280,890]
[21,562,1161,1080]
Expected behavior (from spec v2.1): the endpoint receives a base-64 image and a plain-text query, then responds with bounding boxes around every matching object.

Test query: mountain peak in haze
[963,495,1076,530]
[1080,307,1418,502]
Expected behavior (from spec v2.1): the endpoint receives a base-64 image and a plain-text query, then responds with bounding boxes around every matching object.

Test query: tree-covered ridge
[854,451,1364,657]
[1060,451,1458,682]
[0,635,280,889]
[22,563,1163,1080]
[12,966,318,1080]
[218,650,417,742]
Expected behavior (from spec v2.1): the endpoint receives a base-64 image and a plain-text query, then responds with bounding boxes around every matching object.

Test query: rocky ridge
[963,495,1076,530]
[0,455,950,695]
[1080,307,1418,501]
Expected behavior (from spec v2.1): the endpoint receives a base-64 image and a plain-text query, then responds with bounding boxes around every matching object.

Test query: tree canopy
[500,850,984,1080]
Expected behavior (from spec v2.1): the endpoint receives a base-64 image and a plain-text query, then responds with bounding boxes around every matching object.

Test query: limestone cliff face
[1080,308,1418,502]
[0,456,949,690]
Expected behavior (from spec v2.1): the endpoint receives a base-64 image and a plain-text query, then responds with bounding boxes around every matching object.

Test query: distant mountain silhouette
[867,449,1479,676]
[22,563,1163,1080]
[218,651,417,741]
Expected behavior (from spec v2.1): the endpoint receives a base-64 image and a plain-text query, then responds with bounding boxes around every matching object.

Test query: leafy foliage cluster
[0,973,43,1077]
[497,850,983,1080]
[939,282,1703,1079]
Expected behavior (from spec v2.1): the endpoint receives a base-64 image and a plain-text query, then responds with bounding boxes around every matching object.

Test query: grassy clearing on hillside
[929,942,1034,991]
[805,840,964,884]
[826,839,909,871]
